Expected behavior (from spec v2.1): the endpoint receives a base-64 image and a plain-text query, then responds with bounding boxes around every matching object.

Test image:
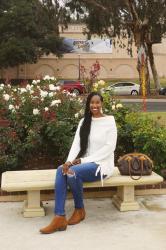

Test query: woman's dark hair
[76,92,103,158]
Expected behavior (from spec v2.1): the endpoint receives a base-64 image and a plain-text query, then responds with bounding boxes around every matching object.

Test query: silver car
[106,82,140,95]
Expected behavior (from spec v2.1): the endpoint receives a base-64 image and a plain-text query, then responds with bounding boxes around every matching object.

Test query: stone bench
[1,167,163,217]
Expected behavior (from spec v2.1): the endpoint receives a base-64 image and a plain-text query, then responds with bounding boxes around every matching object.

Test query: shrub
[126,113,166,173]
[0,77,82,172]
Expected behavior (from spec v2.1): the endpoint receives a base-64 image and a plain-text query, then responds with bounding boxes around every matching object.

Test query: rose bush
[0,76,83,173]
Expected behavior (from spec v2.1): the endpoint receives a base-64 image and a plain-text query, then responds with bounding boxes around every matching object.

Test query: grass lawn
[142,112,166,127]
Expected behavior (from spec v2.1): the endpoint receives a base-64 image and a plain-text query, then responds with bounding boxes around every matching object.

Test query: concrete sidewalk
[0,195,166,250]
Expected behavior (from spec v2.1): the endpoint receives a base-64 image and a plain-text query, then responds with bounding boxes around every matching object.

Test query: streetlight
[78,54,80,80]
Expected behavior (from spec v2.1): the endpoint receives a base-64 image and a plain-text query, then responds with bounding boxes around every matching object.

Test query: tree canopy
[0,0,68,69]
[67,0,166,44]
[66,0,166,92]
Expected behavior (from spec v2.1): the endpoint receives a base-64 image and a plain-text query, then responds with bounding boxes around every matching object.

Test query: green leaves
[0,0,67,68]
[0,78,82,172]
[119,112,166,173]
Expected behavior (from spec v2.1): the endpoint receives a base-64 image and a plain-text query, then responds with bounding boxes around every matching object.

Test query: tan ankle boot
[40,216,67,234]
[68,208,86,225]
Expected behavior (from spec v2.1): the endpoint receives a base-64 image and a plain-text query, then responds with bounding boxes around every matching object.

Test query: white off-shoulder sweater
[67,115,117,184]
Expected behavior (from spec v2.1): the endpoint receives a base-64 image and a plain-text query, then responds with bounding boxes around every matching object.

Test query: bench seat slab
[112,185,139,211]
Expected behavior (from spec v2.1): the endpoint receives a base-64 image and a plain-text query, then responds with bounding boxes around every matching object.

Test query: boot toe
[39,216,67,234]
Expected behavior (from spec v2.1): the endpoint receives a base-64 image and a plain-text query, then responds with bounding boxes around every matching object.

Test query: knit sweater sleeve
[81,117,117,164]
[66,118,83,162]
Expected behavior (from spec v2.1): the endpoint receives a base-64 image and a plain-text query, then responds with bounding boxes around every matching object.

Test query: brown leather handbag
[117,153,153,180]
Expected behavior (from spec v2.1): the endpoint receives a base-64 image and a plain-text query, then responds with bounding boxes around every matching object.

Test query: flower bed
[0,78,166,178]
[0,77,83,173]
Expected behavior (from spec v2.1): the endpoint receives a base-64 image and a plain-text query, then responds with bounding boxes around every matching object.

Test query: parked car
[159,87,166,95]
[57,80,86,95]
[106,81,140,95]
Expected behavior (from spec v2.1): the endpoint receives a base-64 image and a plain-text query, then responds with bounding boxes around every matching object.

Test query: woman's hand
[72,158,81,165]
[62,161,72,175]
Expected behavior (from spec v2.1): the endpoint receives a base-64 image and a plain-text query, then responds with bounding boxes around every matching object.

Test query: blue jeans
[54,162,104,216]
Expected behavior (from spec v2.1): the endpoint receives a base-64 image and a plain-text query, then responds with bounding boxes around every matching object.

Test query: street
[121,99,166,112]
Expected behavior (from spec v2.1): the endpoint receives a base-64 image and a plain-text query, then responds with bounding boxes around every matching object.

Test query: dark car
[159,87,166,95]
[57,80,86,95]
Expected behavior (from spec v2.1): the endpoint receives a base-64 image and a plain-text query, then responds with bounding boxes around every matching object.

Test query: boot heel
[58,226,67,231]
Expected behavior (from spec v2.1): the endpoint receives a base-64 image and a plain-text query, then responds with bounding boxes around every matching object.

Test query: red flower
[42,111,56,121]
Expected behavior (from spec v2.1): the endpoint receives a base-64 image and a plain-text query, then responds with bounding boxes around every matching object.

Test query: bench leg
[112,185,139,212]
[23,191,45,217]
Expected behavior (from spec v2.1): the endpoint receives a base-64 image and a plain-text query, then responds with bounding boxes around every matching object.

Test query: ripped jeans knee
[67,169,76,178]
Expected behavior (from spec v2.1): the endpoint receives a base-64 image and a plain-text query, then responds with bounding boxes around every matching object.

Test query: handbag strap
[127,156,143,180]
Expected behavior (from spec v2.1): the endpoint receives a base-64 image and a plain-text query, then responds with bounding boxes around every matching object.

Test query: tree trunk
[137,58,150,96]
[147,43,161,91]
[136,42,151,96]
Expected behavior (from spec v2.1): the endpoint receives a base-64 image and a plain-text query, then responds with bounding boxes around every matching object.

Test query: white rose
[32,96,38,100]
[30,90,34,94]
[7,84,11,88]
[74,113,79,118]
[32,80,37,85]
[0,84,4,87]
[26,84,31,90]
[40,90,48,98]
[112,105,116,110]
[49,92,54,97]
[79,109,84,115]
[44,107,49,111]
[36,79,40,83]
[116,103,123,109]
[50,99,61,106]
[11,109,16,113]
[3,94,10,101]
[78,98,82,103]
[55,86,60,91]
[49,84,56,91]
[33,108,40,115]
[20,88,27,94]
[9,104,15,110]
[43,75,50,80]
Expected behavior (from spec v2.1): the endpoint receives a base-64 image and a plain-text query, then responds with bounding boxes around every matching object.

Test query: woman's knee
[56,165,63,175]
[66,166,77,180]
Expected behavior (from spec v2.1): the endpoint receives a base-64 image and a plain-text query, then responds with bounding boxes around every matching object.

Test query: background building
[1,24,166,81]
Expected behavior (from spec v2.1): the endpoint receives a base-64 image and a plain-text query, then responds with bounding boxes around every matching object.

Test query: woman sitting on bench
[40,91,117,234]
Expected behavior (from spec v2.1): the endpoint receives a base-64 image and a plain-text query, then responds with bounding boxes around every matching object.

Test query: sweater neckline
[92,115,108,121]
